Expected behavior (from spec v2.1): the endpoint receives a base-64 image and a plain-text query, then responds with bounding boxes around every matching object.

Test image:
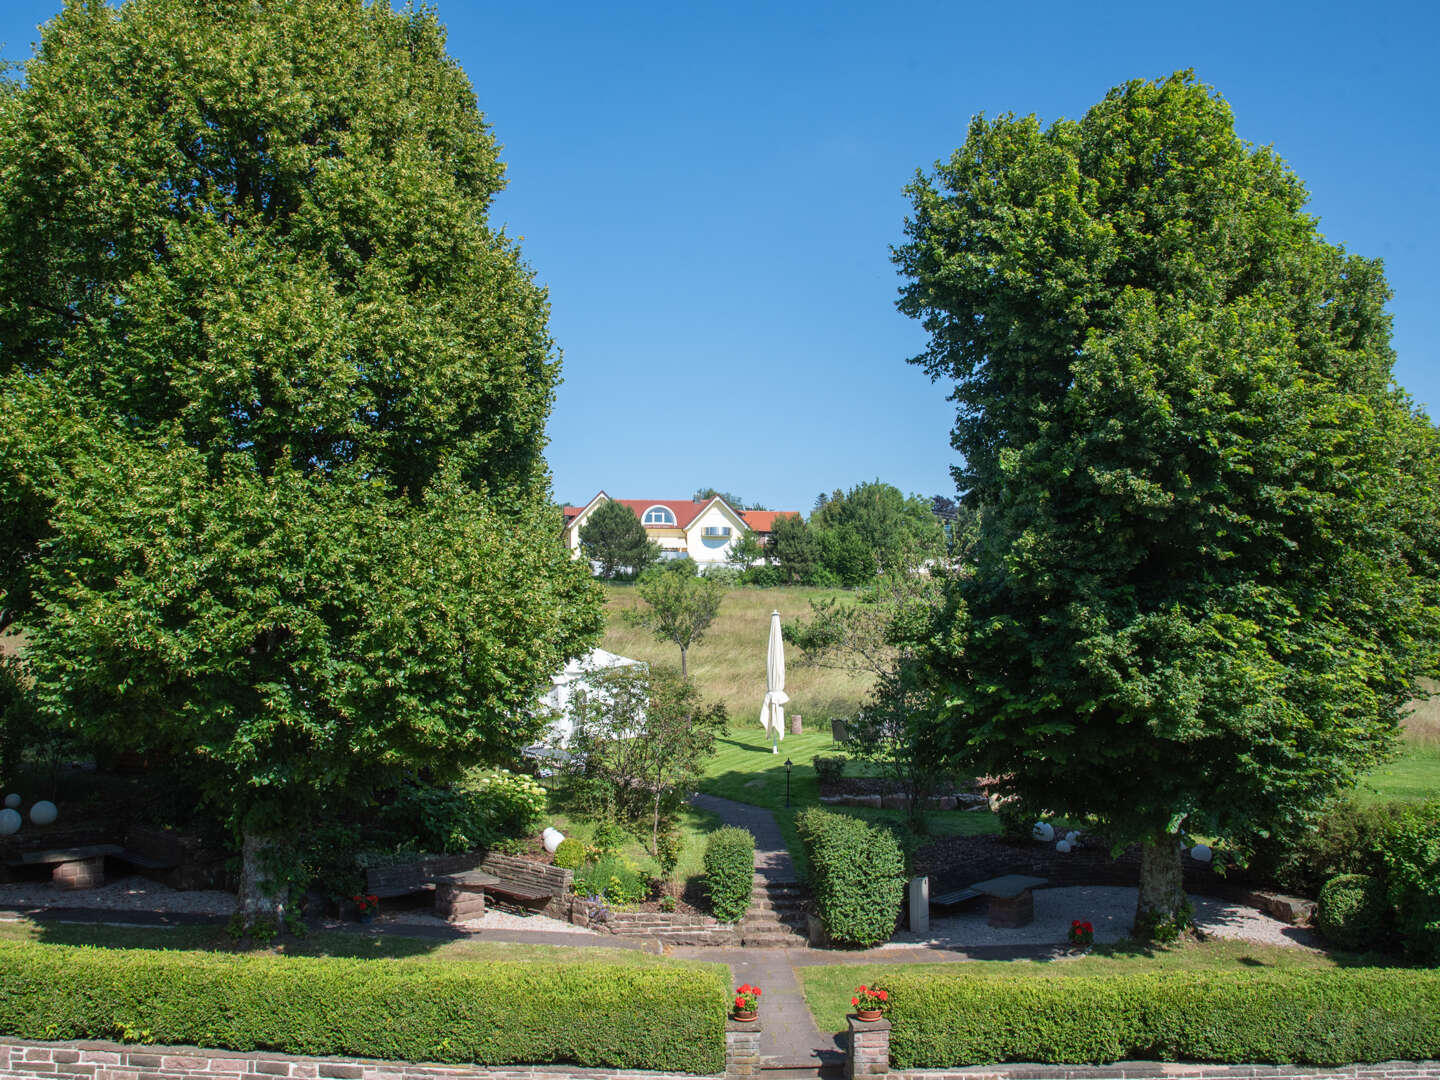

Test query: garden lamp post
[784,758,792,808]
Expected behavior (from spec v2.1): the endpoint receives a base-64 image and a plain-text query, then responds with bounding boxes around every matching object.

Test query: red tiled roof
[740,511,799,533]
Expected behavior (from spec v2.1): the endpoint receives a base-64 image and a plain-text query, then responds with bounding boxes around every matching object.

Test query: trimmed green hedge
[879,968,1440,1067]
[0,941,726,1073]
[703,826,755,922]
[795,806,905,947]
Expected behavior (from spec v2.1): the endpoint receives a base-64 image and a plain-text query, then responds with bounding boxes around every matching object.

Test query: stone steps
[741,876,810,947]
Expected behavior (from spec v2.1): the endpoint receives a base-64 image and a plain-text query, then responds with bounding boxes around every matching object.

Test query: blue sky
[4,2,1436,514]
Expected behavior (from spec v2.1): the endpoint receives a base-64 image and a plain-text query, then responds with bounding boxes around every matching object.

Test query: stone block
[880,794,909,810]
[987,890,1034,928]
[789,715,803,735]
[53,856,105,890]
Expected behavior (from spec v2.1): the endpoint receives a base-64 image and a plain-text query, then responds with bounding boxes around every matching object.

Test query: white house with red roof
[561,492,798,566]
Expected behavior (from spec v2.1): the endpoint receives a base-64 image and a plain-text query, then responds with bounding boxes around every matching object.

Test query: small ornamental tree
[564,665,728,853]
[0,0,601,933]
[632,566,724,677]
[895,72,1440,936]
[580,499,660,579]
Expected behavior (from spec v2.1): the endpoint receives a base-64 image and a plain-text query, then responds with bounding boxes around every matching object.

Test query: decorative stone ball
[542,827,565,853]
[1031,822,1054,843]
[1190,844,1213,863]
[1066,831,1080,843]
[1055,839,1072,853]
[29,800,58,826]
[0,809,20,835]
[3,794,19,810]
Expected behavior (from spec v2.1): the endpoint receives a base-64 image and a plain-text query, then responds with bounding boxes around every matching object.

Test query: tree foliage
[631,565,724,677]
[0,0,601,927]
[810,481,943,585]
[563,665,728,854]
[580,499,659,579]
[894,72,1440,930]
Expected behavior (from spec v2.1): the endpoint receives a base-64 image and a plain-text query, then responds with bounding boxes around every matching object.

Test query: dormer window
[642,506,677,526]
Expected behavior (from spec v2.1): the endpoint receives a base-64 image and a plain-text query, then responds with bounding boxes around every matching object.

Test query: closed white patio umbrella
[759,609,789,753]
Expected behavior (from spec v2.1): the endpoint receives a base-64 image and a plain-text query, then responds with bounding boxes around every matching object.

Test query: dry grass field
[599,583,876,723]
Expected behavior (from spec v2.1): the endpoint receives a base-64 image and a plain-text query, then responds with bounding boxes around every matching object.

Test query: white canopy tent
[531,647,646,751]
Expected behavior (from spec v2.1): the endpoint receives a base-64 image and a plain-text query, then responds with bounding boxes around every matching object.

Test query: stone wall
[0,1034,758,1080]
[566,899,739,946]
[845,1016,1440,1079]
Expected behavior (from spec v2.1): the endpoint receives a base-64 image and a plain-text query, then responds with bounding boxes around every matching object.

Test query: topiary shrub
[1375,800,1440,962]
[553,837,585,871]
[795,807,905,947]
[1315,873,1390,951]
[812,755,847,783]
[703,827,754,922]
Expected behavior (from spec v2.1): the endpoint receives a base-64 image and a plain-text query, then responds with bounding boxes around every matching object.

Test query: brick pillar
[53,857,105,890]
[725,1017,762,1080]
[846,1015,890,1079]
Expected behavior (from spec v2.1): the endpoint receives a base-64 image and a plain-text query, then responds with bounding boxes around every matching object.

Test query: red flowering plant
[353,893,380,915]
[733,984,762,1016]
[851,985,888,1014]
[1068,919,1094,947]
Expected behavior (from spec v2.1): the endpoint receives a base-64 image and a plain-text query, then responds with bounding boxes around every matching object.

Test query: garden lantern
[784,758,792,807]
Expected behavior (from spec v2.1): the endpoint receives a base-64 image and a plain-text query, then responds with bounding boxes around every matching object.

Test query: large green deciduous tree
[579,499,660,579]
[0,0,601,930]
[811,480,943,585]
[894,72,1440,935]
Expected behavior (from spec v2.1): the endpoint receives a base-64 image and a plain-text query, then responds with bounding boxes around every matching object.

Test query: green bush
[1255,796,1404,895]
[553,838,586,871]
[575,856,648,906]
[459,768,546,839]
[1376,799,1440,962]
[1317,873,1391,951]
[877,967,1440,1067]
[591,820,627,856]
[702,827,754,922]
[812,755,847,783]
[795,807,904,947]
[0,941,726,1072]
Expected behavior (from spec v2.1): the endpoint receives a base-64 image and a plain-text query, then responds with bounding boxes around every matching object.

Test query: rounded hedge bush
[703,826,754,923]
[553,837,585,871]
[1317,873,1390,951]
[795,807,905,947]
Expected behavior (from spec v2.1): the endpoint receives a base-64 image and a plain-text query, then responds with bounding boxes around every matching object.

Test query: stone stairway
[741,879,809,948]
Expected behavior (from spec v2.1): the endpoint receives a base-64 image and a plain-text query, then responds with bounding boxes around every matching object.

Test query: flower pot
[856,1009,882,1022]
[358,910,375,925]
[732,1010,757,1022]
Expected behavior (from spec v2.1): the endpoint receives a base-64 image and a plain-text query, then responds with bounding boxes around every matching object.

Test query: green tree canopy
[894,72,1440,934]
[580,499,660,579]
[631,566,724,678]
[810,480,943,585]
[0,0,600,929]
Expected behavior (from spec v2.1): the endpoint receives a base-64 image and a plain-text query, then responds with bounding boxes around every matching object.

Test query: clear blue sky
[4,1,1436,514]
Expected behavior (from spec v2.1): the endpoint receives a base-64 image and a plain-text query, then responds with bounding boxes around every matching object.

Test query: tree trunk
[237,830,289,938]
[679,646,687,678]
[1133,831,1187,939]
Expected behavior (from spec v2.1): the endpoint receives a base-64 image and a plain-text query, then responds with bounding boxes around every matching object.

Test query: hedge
[703,826,755,922]
[878,967,1440,1067]
[795,806,905,947]
[0,941,727,1073]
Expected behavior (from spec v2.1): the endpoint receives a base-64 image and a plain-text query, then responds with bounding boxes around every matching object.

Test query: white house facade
[561,493,797,566]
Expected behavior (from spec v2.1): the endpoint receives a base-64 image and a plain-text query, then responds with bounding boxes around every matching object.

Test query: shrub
[654,820,682,878]
[1376,799,1440,962]
[1253,796,1403,895]
[877,967,1440,1067]
[553,838,586,871]
[994,798,1035,843]
[575,857,648,906]
[459,768,546,839]
[0,940,727,1072]
[743,565,783,588]
[703,827,754,922]
[795,807,905,947]
[812,755,847,783]
[1316,873,1391,950]
[700,565,741,586]
[591,820,627,857]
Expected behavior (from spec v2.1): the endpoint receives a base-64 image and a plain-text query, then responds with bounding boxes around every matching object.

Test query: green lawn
[795,938,1400,1033]
[1357,743,1440,803]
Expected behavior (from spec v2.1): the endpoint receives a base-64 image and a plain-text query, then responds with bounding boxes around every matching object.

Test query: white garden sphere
[0,809,20,835]
[3,793,19,809]
[29,800,57,826]
[1190,844,1213,863]
[1066,831,1080,843]
[1031,821,1054,843]
[542,827,565,853]
[1056,839,1073,853]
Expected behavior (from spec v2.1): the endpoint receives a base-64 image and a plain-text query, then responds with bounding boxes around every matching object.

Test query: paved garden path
[689,792,796,882]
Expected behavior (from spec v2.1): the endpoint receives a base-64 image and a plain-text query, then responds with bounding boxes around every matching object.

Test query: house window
[702,526,731,538]
[643,506,677,526]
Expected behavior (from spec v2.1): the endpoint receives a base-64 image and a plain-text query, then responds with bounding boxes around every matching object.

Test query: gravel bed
[374,908,602,934]
[880,885,1321,950]
[0,875,237,916]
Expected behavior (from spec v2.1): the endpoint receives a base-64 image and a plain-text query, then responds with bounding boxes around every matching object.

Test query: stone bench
[968,873,1048,928]
[8,844,123,890]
